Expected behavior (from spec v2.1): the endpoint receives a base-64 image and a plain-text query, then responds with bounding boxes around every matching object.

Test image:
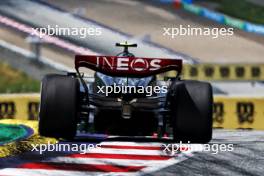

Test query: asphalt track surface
[45,0,264,63]
[0,0,195,63]
[1,130,264,176]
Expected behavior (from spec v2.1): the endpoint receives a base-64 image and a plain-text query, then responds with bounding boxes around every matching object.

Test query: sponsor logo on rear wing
[75,55,182,77]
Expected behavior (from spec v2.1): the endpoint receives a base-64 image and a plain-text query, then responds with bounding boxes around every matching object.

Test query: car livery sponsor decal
[75,55,182,77]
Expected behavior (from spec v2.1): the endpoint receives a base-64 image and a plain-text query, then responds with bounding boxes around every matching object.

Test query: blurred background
[0,0,263,94]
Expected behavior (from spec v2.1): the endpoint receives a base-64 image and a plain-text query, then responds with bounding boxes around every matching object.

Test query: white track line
[0,15,98,55]
[100,142,165,146]
[0,169,136,176]
[83,148,167,155]
[46,157,169,166]
[144,5,177,20]
[104,0,139,6]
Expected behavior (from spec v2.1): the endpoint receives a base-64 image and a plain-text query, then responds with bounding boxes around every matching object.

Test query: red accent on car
[75,55,182,77]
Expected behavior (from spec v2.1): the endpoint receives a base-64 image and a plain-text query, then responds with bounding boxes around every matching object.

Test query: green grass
[206,0,264,25]
[0,62,40,93]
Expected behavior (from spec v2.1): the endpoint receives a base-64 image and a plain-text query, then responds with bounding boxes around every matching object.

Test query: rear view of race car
[38,42,213,143]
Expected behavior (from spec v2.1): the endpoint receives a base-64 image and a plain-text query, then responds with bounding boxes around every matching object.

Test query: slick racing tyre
[39,74,79,139]
[169,80,213,143]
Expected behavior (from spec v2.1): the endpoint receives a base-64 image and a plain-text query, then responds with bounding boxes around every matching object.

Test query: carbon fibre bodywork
[81,73,169,135]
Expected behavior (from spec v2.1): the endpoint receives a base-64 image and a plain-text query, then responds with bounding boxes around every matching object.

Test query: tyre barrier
[213,96,264,129]
[0,94,264,130]
[0,94,39,121]
[160,64,264,81]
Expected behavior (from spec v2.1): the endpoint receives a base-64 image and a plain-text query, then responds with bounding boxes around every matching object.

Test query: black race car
[39,42,213,143]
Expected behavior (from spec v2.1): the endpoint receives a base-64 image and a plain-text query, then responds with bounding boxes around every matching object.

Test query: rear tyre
[39,74,79,139]
[169,80,213,143]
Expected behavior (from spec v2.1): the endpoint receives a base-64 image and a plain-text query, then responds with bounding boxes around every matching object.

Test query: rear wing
[75,55,182,77]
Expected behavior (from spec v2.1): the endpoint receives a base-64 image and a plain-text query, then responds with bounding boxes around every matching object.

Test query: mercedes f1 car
[39,42,213,143]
